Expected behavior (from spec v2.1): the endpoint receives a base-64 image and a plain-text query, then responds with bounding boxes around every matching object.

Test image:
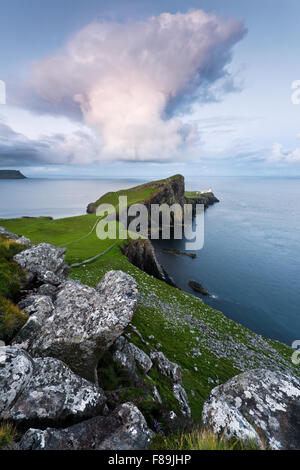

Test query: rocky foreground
[0,227,300,450]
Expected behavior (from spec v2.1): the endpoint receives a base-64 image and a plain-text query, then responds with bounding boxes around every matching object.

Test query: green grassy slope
[1,214,298,424]
[88,174,183,211]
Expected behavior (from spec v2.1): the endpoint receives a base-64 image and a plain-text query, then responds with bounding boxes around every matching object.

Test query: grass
[0,192,299,442]
[89,174,184,211]
[0,235,28,341]
[0,422,17,449]
[150,429,264,450]
[185,191,200,199]
[0,296,28,342]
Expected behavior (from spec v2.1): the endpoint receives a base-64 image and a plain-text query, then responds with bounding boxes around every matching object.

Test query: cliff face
[186,191,219,216]
[121,239,177,287]
[0,170,26,179]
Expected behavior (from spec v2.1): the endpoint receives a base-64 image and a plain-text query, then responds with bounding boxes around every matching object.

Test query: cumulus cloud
[24,10,246,162]
[269,142,300,164]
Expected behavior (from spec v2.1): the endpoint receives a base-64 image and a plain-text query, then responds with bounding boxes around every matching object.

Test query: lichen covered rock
[150,351,182,383]
[0,227,31,246]
[202,369,300,450]
[173,383,191,417]
[13,271,138,382]
[0,347,106,429]
[13,242,68,285]
[19,402,153,450]
[113,336,153,374]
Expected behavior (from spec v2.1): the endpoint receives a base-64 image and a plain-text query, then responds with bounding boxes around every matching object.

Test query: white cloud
[269,142,300,164]
[26,10,246,162]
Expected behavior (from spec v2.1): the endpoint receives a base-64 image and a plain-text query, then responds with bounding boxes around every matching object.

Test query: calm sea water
[0,176,299,345]
[0,178,147,219]
[153,176,300,346]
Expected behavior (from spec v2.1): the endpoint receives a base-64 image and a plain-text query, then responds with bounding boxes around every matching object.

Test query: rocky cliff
[121,239,177,287]
[87,174,186,216]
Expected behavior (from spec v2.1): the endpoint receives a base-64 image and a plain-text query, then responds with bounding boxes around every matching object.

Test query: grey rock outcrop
[36,283,58,298]
[173,383,191,417]
[150,351,182,383]
[202,369,300,450]
[18,295,54,317]
[19,402,153,450]
[0,226,31,246]
[150,350,191,416]
[13,271,138,382]
[13,242,68,284]
[187,191,219,213]
[188,280,210,296]
[0,347,106,429]
[113,336,153,374]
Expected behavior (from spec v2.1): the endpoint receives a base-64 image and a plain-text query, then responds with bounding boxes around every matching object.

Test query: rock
[188,280,210,296]
[121,239,177,288]
[149,351,190,416]
[19,402,154,450]
[187,191,219,213]
[0,346,33,415]
[113,336,152,374]
[13,243,68,284]
[13,271,138,382]
[201,369,300,450]
[16,236,31,247]
[36,283,58,298]
[18,295,54,317]
[150,351,182,383]
[0,226,31,246]
[152,386,162,404]
[0,347,106,429]
[173,383,191,417]
[162,249,196,259]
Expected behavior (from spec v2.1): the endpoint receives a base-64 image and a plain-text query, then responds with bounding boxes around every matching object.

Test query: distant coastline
[0,170,26,179]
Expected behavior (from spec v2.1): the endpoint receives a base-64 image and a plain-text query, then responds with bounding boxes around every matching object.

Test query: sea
[0,176,299,346]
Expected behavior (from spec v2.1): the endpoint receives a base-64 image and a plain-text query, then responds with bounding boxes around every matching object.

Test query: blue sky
[0,0,300,177]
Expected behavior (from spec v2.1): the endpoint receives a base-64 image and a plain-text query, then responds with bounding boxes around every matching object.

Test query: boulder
[13,242,69,285]
[173,384,191,417]
[188,280,210,296]
[36,283,58,298]
[0,347,106,429]
[0,226,31,246]
[19,403,154,450]
[201,369,300,450]
[149,351,190,416]
[18,295,54,317]
[112,336,153,374]
[150,351,182,383]
[13,271,138,382]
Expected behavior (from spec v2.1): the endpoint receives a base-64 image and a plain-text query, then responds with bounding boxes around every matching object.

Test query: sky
[0,0,300,178]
